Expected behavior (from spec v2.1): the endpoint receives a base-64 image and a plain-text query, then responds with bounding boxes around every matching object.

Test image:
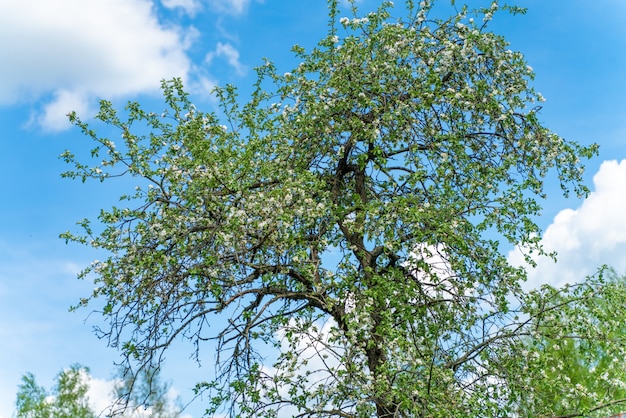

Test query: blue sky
[1,0,626,416]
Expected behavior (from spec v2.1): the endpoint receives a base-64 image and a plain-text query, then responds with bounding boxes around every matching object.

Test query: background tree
[60,0,620,416]
[511,270,626,417]
[16,364,94,418]
[15,365,181,418]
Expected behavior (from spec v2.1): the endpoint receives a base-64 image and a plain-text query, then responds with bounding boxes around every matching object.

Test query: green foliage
[59,0,626,417]
[15,365,182,418]
[16,365,95,418]
[512,270,626,417]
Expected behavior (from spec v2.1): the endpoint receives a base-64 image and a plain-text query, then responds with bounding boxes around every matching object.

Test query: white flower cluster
[339,16,369,27]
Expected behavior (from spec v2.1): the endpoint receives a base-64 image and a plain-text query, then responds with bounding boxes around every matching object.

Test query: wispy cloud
[207,0,260,16]
[161,0,203,17]
[205,42,247,76]
[0,241,97,418]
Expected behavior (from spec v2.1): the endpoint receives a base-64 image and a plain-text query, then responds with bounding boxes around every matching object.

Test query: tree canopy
[15,365,181,418]
[60,0,626,416]
[16,365,95,418]
[516,271,626,417]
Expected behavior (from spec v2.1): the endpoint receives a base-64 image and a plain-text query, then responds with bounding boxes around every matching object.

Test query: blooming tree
[61,0,626,416]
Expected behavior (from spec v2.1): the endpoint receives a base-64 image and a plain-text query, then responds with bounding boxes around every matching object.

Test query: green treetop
[15,365,181,418]
[16,365,94,418]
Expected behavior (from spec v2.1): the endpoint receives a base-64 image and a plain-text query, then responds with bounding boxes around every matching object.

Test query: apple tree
[61,1,620,416]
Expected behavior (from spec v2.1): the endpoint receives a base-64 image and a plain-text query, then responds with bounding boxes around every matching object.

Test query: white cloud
[205,42,247,76]
[207,0,257,15]
[29,90,92,132]
[407,244,455,283]
[161,0,203,16]
[0,0,193,131]
[256,318,343,415]
[508,159,626,290]
[87,374,118,415]
[87,374,192,418]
